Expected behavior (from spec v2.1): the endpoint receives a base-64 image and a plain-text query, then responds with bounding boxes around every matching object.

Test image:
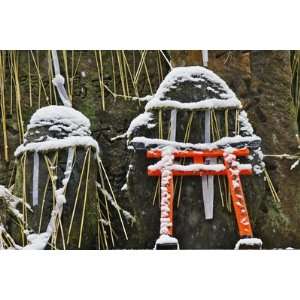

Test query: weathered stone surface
[1,50,299,249]
[127,66,263,249]
[208,50,300,248]
[0,50,169,249]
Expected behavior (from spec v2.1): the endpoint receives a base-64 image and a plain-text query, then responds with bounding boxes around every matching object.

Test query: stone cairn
[126,66,264,249]
[3,105,127,250]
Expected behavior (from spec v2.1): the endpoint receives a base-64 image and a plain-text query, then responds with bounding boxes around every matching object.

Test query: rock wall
[1,50,300,249]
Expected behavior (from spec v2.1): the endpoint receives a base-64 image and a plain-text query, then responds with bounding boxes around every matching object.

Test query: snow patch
[290,159,300,170]
[154,234,179,248]
[234,238,263,250]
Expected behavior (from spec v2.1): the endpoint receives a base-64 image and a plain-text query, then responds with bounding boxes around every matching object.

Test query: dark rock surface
[0,50,300,249]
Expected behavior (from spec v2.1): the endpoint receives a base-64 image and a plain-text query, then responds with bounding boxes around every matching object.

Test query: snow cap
[15,105,99,157]
[24,105,91,143]
[145,66,241,111]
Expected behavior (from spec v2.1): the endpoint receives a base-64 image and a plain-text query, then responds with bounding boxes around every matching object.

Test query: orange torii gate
[147,147,254,249]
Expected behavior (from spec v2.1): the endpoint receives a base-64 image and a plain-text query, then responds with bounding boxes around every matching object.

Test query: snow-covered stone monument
[126,66,264,249]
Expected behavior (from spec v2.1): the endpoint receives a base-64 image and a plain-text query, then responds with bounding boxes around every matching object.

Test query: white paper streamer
[51,50,72,107]
[202,50,208,67]
[170,109,177,141]
[202,110,214,219]
[32,151,39,207]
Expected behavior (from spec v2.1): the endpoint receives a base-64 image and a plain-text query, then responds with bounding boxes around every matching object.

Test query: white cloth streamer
[202,110,214,219]
[202,50,209,67]
[170,109,177,141]
[51,50,72,107]
[32,151,39,207]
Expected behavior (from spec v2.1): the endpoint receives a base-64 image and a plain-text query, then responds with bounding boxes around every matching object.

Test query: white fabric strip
[202,50,208,67]
[51,50,72,107]
[32,151,39,207]
[170,109,177,141]
[202,110,214,219]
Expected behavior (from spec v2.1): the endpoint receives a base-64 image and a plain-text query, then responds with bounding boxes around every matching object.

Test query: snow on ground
[234,237,263,249]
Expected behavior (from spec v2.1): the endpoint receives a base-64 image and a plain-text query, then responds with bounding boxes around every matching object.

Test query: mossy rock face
[0,196,8,227]
[208,50,300,248]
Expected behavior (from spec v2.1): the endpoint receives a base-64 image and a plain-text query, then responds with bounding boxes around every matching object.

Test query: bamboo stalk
[30,50,48,103]
[11,51,24,143]
[116,50,127,99]
[63,50,72,103]
[0,51,9,161]
[264,169,281,203]
[97,156,128,240]
[66,148,89,245]
[78,148,91,248]
[95,51,106,110]
[98,165,115,246]
[175,112,194,207]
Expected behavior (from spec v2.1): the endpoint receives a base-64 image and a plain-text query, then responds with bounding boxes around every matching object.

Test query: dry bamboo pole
[211,110,230,211]
[264,169,281,203]
[158,110,163,139]
[30,50,49,103]
[111,51,117,102]
[66,148,89,245]
[9,54,13,115]
[78,148,91,248]
[47,50,54,104]
[11,51,24,144]
[121,51,130,97]
[116,50,127,99]
[36,51,41,108]
[122,51,139,98]
[133,50,148,87]
[175,112,194,208]
[94,51,106,110]
[98,164,116,246]
[62,50,72,102]
[0,51,9,161]
[97,156,128,240]
[96,193,109,249]
[38,152,58,233]
[140,51,153,95]
[27,51,33,107]
[47,50,58,105]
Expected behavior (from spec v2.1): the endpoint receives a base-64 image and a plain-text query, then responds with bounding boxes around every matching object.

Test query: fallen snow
[234,237,263,250]
[154,234,179,248]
